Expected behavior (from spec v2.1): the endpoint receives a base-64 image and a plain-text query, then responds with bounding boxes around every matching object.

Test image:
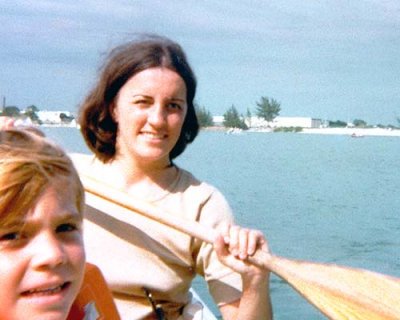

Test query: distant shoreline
[300,127,400,137]
[202,126,400,137]
[36,124,400,137]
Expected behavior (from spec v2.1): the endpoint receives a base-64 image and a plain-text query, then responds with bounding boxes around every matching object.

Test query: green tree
[2,106,20,117]
[328,120,347,128]
[353,119,367,127]
[245,108,252,127]
[26,105,39,113]
[255,96,281,122]
[223,105,248,129]
[195,104,214,127]
[60,113,75,123]
[25,105,40,123]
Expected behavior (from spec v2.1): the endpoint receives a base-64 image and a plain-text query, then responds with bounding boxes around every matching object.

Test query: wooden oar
[80,174,400,320]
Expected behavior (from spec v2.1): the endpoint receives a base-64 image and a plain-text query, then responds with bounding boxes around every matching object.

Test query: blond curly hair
[0,128,84,225]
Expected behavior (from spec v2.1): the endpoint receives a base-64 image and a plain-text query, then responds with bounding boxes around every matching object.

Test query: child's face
[0,178,85,320]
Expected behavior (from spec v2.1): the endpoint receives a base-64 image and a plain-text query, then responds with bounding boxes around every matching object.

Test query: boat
[226,127,243,134]
[185,288,217,320]
[351,132,364,138]
[69,265,217,319]
[68,263,120,319]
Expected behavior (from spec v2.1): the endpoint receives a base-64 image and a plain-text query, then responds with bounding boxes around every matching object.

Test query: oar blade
[269,256,400,320]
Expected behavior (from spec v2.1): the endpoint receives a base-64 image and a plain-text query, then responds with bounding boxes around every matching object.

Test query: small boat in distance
[351,132,364,138]
[226,127,243,134]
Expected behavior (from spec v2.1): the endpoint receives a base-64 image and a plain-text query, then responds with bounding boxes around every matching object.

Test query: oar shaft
[81,174,274,269]
[81,174,216,243]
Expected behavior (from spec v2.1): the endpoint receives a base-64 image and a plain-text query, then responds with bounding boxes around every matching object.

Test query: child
[0,128,86,320]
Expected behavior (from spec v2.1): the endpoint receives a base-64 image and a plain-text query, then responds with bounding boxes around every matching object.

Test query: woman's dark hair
[78,34,199,163]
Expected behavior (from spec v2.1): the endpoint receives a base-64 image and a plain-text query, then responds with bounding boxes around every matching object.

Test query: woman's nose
[30,232,67,269]
[147,104,166,127]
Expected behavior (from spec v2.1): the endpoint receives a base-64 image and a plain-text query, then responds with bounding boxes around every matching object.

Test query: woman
[0,127,86,320]
[77,34,272,319]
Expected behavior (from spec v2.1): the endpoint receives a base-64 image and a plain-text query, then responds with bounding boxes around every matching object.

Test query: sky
[1,0,399,125]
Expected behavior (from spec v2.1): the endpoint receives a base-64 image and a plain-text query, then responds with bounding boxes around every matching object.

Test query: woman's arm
[214,225,273,320]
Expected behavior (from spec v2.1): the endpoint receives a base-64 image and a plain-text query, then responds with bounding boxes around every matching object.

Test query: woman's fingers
[218,223,267,261]
[247,229,267,255]
[228,225,240,257]
[238,228,249,259]
[219,222,231,244]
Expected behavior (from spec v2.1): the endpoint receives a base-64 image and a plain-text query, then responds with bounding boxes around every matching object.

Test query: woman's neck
[106,155,178,195]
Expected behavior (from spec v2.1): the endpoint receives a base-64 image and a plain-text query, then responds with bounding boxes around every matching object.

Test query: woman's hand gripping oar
[80,173,400,320]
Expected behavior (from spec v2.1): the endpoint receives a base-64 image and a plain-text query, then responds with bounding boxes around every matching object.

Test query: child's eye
[56,223,78,233]
[0,231,27,248]
[0,232,21,241]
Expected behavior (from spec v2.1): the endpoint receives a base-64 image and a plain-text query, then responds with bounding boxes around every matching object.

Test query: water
[44,127,400,319]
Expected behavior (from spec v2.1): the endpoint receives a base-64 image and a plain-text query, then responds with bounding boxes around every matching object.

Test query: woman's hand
[215,223,273,320]
[214,223,270,279]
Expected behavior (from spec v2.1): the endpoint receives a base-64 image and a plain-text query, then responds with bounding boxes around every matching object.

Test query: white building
[268,116,322,128]
[212,116,224,125]
[36,111,74,124]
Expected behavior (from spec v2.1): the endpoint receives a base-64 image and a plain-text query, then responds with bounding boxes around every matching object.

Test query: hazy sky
[1,0,399,124]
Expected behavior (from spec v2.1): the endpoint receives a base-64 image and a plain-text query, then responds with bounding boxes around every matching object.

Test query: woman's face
[0,178,85,320]
[113,67,187,166]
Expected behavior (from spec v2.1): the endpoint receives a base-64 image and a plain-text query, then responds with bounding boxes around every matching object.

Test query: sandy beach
[209,126,400,137]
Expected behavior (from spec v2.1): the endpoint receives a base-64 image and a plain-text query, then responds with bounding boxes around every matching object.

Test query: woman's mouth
[141,131,167,139]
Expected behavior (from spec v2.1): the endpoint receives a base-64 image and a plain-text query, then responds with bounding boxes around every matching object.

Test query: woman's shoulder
[174,167,234,225]
[69,152,96,171]
[175,167,230,209]
[176,167,220,195]
[69,152,111,180]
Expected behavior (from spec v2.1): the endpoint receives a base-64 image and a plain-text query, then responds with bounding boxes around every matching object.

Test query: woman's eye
[56,223,78,233]
[133,99,150,107]
[168,103,182,110]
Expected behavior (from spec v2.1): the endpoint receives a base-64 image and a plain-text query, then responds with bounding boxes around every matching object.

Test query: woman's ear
[110,102,118,123]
